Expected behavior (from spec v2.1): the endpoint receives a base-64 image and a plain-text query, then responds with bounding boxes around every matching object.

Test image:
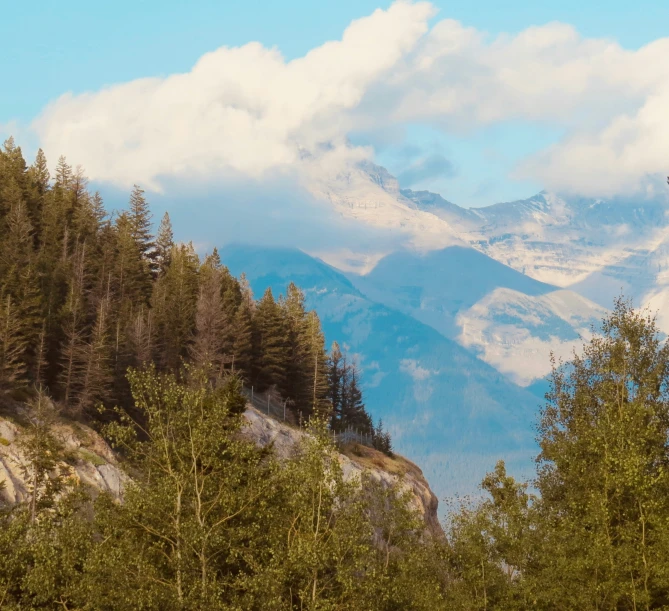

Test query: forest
[2,137,669,609]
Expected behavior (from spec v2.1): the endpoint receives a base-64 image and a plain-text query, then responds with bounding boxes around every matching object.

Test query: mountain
[402,185,669,325]
[215,166,666,503]
[219,244,540,507]
[349,245,605,386]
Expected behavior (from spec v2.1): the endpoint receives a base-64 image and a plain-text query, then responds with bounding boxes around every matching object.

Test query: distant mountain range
[218,163,669,506]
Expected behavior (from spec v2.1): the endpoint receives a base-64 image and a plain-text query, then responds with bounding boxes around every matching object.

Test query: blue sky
[3,0,668,219]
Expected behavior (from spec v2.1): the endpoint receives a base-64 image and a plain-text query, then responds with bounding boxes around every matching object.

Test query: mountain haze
[219,244,540,503]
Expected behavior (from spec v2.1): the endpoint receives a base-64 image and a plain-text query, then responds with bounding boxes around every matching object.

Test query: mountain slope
[219,244,540,505]
[402,184,669,316]
[349,245,605,385]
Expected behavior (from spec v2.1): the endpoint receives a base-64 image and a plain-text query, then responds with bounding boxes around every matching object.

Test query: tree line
[0,137,387,448]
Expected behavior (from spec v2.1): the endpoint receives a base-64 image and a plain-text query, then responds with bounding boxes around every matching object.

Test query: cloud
[33,1,435,192]
[399,358,437,381]
[397,153,456,186]
[399,358,438,403]
[380,20,669,196]
[31,1,669,203]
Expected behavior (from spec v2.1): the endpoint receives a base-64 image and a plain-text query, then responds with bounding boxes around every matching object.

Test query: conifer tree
[342,361,371,432]
[54,156,73,190]
[231,300,254,380]
[253,288,288,392]
[76,294,112,414]
[303,310,330,418]
[328,341,344,429]
[0,294,28,391]
[128,184,156,275]
[190,257,230,372]
[58,244,88,404]
[154,211,173,276]
[19,390,67,523]
[126,305,154,368]
[282,282,309,405]
[113,211,152,307]
[0,199,42,374]
[152,243,199,371]
[28,149,50,195]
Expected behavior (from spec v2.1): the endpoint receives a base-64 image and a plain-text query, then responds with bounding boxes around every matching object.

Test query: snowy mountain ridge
[305,162,669,387]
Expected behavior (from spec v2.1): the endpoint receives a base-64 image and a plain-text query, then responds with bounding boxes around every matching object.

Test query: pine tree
[57,244,88,404]
[126,305,154,368]
[112,211,152,307]
[342,361,371,433]
[29,148,50,194]
[152,243,199,371]
[26,148,50,241]
[253,288,288,392]
[128,184,156,274]
[0,293,28,391]
[231,300,254,380]
[34,323,48,388]
[372,419,392,455]
[303,310,330,419]
[328,341,344,429]
[281,282,309,405]
[76,294,112,414]
[154,211,173,276]
[190,258,230,372]
[54,156,73,190]
[19,390,67,523]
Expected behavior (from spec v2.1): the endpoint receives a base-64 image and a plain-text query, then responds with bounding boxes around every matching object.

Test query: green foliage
[0,365,445,609]
[444,298,669,610]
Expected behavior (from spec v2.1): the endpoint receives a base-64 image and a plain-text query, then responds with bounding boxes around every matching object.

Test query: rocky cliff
[244,407,442,536]
[0,404,442,536]
[0,409,126,505]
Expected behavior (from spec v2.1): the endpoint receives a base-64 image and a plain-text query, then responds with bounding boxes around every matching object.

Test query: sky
[2,0,669,249]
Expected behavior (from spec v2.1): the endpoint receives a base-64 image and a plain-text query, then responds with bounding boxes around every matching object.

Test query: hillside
[1,402,441,537]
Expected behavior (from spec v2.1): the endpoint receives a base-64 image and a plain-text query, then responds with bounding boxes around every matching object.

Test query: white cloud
[31,1,669,199]
[33,1,435,192]
[399,358,437,381]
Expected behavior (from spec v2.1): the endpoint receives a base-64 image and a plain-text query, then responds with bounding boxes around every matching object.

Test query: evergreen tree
[282,282,310,405]
[126,305,154,368]
[28,149,50,195]
[372,419,392,455]
[303,310,330,419]
[128,184,156,272]
[57,244,88,405]
[152,243,199,371]
[113,211,152,307]
[231,300,253,380]
[253,287,288,392]
[190,257,230,372]
[76,294,112,414]
[19,391,67,523]
[343,361,371,433]
[0,293,28,391]
[154,211,174,276]
[328,341,344,429]
[0,199,42,378]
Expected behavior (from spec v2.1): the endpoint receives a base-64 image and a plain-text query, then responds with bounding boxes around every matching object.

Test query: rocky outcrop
[1,405,442,537]
[0,414,127,505]
[244,407,442,537]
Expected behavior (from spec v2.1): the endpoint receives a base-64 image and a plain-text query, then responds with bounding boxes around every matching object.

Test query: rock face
[243,408,443,537]
[0,413,127,505]
[1,405,442,537]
